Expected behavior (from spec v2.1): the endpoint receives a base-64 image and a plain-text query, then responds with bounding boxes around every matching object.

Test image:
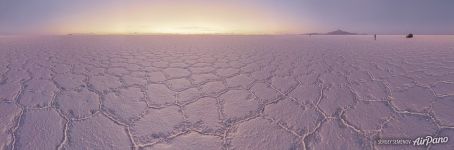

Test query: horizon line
[2,33,454,36]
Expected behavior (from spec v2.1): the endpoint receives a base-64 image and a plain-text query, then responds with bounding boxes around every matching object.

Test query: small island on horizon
[305,29,365,35]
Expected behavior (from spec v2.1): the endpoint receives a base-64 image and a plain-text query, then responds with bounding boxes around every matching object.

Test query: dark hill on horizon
[305,29,363,35]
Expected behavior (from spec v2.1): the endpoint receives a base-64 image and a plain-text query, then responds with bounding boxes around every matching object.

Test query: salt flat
[0,35,453,150]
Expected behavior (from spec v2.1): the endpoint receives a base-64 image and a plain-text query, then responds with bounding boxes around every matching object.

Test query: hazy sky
[1,0,453,34]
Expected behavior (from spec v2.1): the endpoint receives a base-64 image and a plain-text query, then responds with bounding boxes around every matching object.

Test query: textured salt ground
[0,35,453,150]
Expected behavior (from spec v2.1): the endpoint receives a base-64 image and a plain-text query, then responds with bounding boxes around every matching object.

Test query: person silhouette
[374,34,377,40]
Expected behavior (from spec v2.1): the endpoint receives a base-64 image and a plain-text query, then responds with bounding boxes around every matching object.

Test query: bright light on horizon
[48,1,305,35]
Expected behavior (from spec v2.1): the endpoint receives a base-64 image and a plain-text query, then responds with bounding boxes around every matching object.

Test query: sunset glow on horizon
[58,1,306,35]
[54,5,285,34]
[2,1,309,35]
[1,0,453,35]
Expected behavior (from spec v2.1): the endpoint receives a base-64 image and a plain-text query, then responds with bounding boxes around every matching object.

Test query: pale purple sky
[1,0,453,34]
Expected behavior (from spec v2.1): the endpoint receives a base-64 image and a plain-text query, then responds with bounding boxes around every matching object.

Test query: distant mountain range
[305,29,365,35]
